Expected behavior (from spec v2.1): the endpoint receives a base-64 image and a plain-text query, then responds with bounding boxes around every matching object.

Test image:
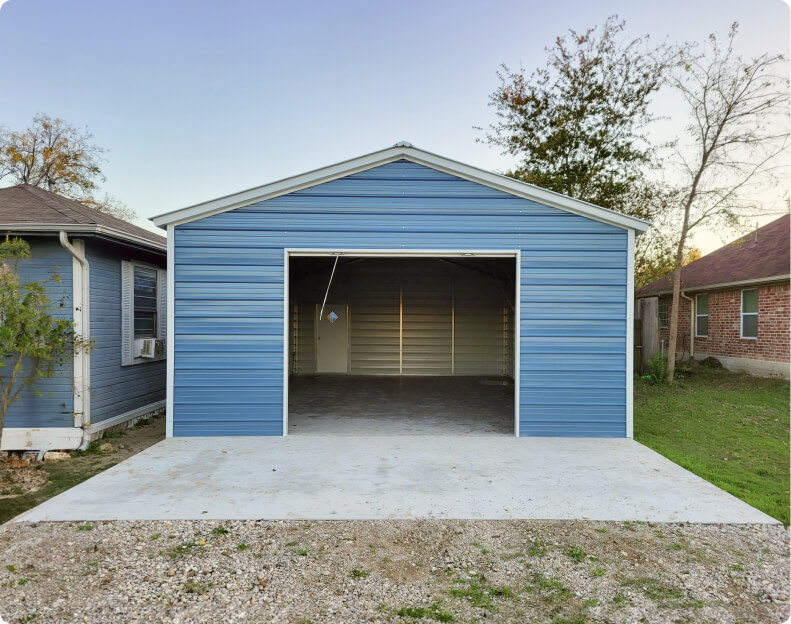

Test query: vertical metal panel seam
[451,272,455,375]
[399,277,403,374]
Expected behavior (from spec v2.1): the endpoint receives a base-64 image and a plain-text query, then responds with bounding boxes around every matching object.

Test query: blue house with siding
[153,143,649,439]
[0,185,167,452]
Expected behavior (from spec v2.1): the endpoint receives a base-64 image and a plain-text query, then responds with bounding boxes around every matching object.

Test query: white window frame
[658,298,668,329]
[740,288,758,340]
[695,293,709,338]
[122,260,167,366]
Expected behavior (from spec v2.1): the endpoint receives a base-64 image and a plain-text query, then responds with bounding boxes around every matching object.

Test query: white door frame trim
[283,249,521,437]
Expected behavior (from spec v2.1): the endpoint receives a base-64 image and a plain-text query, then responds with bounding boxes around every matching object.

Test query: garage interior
[287,255,516,435]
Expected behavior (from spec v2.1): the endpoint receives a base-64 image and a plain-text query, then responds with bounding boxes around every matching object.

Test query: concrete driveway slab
[12,436,778,523]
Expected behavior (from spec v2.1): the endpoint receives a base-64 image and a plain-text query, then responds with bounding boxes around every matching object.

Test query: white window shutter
[157,268,167,341]
[121,260,134,366]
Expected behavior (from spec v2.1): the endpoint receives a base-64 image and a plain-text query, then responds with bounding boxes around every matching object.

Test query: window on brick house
[658,298,668,329]
[741,289,758,339]
[695,294,708,337]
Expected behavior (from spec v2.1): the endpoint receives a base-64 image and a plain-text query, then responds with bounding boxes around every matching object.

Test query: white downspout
[680,291,694,358]
[59,232,91,450]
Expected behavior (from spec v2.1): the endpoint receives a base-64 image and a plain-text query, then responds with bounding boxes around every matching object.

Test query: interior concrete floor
[287,375,514,435]
[13,436,777,523]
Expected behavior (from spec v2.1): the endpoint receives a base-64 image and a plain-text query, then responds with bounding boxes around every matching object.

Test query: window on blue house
[134,266,158,338]
[121,260,166,365]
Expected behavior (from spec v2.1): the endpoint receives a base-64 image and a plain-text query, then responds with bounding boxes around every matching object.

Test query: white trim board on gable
[151,144,651,234]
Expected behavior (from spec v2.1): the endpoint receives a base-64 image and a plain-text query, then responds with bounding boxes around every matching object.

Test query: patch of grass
[448,574,514,611]
[237,542,248,551]
[0,451,133,524]
[349,568,369,579]
[1,486,24,495]
[582,597,599,607]
[212,525,229,536]
[590,565,606,577]
[396,602,454,622]
[134,418,151,428]
[102,431,125,439]
[566,544,586,562]
[471,541,491,554]
[621,577,687,606]
[730,563,743,572]
[524,573,573,605]
[19,615,37,624]
[634,369,790,524]
[285,541,298,547]
[295,548,308,556]
[183,580,213,595]
[165,542,200,558]
[18,578,28,585]
[612,591,629,605]
[76,524,93,531]
[551,615,588,624]
[528,539,548,557]
[71,441,101,457]
[6,564,17,572]
[150,533,161,541]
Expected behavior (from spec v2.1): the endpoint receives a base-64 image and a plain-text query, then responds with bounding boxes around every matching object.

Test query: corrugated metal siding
[4,237,74,428]
[349,261,400,375]
[87,241,166,422]
[454,268,509,376]
[173,160,628,437]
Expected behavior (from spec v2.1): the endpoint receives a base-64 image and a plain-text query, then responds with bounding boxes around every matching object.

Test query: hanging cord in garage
[318,255,339,321]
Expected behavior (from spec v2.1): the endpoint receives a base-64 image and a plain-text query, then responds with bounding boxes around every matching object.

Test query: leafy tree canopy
[0,114,135,221]
[481,16,669,219]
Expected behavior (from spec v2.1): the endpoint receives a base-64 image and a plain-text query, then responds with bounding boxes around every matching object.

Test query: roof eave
[151,145,652,233]
[637,274,791,297]
[0,223,167,252]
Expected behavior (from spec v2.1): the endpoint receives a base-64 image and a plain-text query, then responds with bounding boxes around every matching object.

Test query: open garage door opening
[286,252,518,436]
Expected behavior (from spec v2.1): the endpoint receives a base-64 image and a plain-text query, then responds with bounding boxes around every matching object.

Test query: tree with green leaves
[664,24,789,382]
[0,237,88,450]
[0,114,134,221]
[481,16,669,220]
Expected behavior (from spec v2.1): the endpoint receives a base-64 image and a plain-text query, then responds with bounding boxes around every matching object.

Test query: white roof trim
[0,223,167,251]
[151,145,651,233]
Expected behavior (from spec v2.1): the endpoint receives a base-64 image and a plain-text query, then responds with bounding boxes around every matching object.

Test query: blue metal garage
[153,143,648,438]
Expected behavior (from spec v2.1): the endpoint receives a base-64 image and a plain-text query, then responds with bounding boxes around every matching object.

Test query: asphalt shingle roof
[638,214,790,296]
[0,184,166,249]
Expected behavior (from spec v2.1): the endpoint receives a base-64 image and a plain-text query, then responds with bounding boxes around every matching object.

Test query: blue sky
[0,0,788,250]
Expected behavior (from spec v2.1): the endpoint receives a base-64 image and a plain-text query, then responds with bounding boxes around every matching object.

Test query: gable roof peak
[152,144,651,234]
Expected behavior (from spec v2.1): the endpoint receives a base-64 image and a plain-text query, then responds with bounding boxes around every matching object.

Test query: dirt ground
[0,414,165,524]
[0,519,788,624]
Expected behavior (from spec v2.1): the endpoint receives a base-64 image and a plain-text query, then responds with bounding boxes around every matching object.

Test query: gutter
[58,232,92,450]
[680,291,694,357]
[3,223,166,252]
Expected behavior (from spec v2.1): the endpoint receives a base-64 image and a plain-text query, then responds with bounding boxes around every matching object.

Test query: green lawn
[634,367,790,524]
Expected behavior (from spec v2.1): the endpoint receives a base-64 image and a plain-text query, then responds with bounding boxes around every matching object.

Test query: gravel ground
[0,519,787,624]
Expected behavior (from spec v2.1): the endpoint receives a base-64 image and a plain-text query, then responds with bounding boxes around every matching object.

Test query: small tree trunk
[665,233,687,383]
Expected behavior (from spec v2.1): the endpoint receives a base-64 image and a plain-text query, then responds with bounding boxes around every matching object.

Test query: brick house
[637,215,790,378]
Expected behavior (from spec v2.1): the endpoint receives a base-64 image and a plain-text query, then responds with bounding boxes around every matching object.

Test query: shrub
[648,353,667,385]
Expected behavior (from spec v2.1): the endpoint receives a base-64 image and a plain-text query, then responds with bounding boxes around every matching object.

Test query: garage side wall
[172,160,628,437]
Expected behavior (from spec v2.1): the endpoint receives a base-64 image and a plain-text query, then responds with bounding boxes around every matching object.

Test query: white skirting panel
[1,428,84,451]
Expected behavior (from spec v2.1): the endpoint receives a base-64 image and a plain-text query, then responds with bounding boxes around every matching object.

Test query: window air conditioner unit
[135,338,157,358]
[154,339,166,357]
